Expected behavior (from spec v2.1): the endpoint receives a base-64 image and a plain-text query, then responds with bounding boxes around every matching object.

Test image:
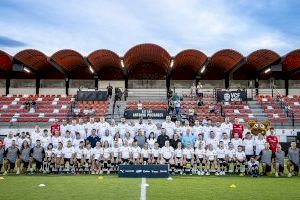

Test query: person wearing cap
[3,139,20,175]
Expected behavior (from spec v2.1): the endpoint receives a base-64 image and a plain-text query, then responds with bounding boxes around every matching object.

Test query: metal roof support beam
[228,57,247,78]
[257,57,282,76]
[47,58,66,76]
[13,58,37,75]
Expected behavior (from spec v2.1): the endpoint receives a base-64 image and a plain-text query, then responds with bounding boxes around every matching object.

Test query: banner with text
[216,91,247,102]
[118,164,169,178]
[124,109,167,119]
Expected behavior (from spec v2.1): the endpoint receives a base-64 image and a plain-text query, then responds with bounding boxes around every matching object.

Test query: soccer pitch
[0,175,300,200]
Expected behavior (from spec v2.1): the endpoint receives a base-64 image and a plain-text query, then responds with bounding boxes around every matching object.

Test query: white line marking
[140,177,147,200]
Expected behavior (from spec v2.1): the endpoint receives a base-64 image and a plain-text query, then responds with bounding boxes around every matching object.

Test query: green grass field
[0,175,300,200]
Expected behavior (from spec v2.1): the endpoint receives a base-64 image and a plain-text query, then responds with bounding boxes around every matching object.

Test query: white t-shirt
[152,148,160,158]
[85,122,98,137]
[73,138,84,149]
[117,123,129,139]
[162,121,175,138]
[236,151,246,160]
[84,148,93,160]
[226,148,236,159]
[206,138,219,149]
[76,124,86,138]
[206,149,216,161]
[63,146,75,159]
[97,122,110,137]
[221,122,233,137]
[243,139,254,155]
[111,147,119,158]
[60,124,70,137]
[192,125,203,136]
[174,148,183,158]
[216,148,226,159]
[45,149,53,158]
[131,146,141,159]
[51,136,62,149]
[213,126,224,140]
[120,146,131,159]
[231,138,243,151]
[102,135,113,146]
[147,138,157,149]
[195,148,206,159]
[254,138,266,155]
[160,146,174,159]
[141,148,151,158]
[62,137,73,147]
[102,148,111,159]
[54,148,63,158]
[93,147,103,160]
[194,140,206,149]
[75,147,84,159]
[40,136,50,149]
[123,137,134,147]
[183,148,194,160]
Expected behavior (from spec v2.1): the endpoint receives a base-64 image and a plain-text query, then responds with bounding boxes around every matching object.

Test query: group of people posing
[0,116,299,177]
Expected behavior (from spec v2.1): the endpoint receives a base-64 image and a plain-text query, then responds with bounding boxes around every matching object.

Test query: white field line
[140,177,147,200]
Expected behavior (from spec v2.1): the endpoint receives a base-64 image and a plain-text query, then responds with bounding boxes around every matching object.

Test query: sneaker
[197,171,201,176]
[3,171,8,176]
[180,170,183,175]
[206,172,210,176]
[275,172,279,177]
[239,173,244,177]
[215,172,219,176]
[183,173,186,176]
[288,173,292,178]
[16,169,20,175]
[201,171,205,176]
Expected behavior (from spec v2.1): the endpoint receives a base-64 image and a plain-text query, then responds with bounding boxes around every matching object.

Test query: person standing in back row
[107,83,113,99]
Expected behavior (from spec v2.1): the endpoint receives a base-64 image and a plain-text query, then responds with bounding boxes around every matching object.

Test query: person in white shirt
[62,140,75,172]
[242,133,254,161]
[120,141,131,164]
[40,130,50,150]
[141,142,151,164]
[54,142,64,173]
[73,132,84,149]
[85,117,98,138]
[83,143,93,172]
[76,118,86,139]
[130,141,141,164]
[117,117,129,139]
[111,142,120,171]
[137,100,143,110]
[162,116,176,138]
[192,120,203,136]
[74,141,85,173]
[109,120,118,137]
[220,132,230,149]
[151,142,160,164]
[43,143,54,173]
[174,99,181,115]
[195,142,206,175]
[127,121,136,139]
[123,132,134,147]
[69,119,78,138]
[102,129,113,147]
[182,143,195,175]
[216,141,227,175]
[213,122,224,140]
[235,145,246,175]
[221,118,233,138]
[206,131,219,149]
[62,131,73,147]
[231,133,243,151]
[51,130,62,149]
[101,141,112,174]
[205,144,217,175]
[92,141,102,174]
[147,132,157,149]
[226,142,236,173]
[159,141,174,165]
[202,121,214,141]
[60,119,70,138]
[254,133,266,156]
[174,142,183,174]
[97,117,110,138]
[144,119,158,138]
[247,156,259,177]
[194,133,206,149]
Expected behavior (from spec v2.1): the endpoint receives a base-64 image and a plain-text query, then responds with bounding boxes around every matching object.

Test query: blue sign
[118,164,169,178]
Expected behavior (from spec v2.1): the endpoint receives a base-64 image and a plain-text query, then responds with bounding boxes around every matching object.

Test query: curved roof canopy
[14,49,52,71]
[124,43,171,72]
[282,49,300,72]
[210,49,243,72]
[246,49,280,72]
[87,49,121,73]
[173,49,207,72]
[50,49,87,72]
[0,50,12,72]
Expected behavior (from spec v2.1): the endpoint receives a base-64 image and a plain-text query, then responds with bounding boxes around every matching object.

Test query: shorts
[278,164,284,173]
[153,157,158,161]
[198,158,204,163]
[290,160,299,172]
[218,158,225,163]
[265,165,271,172]
[8,160,16,170]
[143,158,149,162]
[33,159,42,169]
[64,158,71,163]
[271,153,276,159]
[164,158,170,163]
[186,159,192,163]
[122,158,129,163]
[21,159,29,168]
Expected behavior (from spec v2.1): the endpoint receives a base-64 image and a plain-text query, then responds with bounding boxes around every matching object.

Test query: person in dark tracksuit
[3,140,20,175]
